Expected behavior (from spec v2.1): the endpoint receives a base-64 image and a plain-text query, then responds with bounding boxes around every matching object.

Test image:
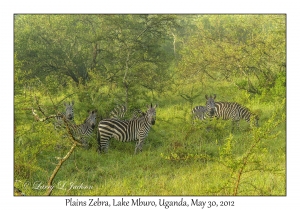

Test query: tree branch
[45,142,77,196]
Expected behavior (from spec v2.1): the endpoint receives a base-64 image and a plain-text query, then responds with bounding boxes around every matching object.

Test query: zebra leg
[231,120,239,132]
[96,130,104,153]
[134,139,144,154]
[54,121,62,130]
[98,137,110,153]
[80,137,90,149]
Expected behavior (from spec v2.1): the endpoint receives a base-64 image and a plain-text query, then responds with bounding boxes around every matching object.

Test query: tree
[15,15,178,105]
[175,15,286,94]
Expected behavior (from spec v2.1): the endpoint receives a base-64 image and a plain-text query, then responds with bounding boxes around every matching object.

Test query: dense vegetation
[14,14,286,196]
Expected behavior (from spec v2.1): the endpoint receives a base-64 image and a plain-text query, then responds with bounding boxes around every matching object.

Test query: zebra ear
[213,94,216,99]
[149,103,157,109]
[71,101,75,105]
[205,95,208,99]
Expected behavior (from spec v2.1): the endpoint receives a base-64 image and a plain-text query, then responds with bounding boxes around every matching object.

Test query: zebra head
[146,103,157,125]
[85,110,97,129]
[63,101,75,120]
[205,94,216,117]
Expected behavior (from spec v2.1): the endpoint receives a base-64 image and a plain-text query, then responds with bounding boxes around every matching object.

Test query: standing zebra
[213,102,259,130]
[192,94,216,121]
[55,101,75,129]
[66,110,97,148]
[97,104,157,154]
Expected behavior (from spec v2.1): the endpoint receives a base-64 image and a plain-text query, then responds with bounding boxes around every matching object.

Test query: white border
[2,1,299,209]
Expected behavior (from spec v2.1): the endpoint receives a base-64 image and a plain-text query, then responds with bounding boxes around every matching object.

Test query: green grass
[14,85,286,196]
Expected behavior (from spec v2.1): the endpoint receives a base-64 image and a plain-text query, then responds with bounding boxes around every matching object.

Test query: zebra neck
[141,115,152,127]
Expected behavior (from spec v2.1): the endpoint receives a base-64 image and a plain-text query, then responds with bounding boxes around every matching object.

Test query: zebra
[109,104,127,119]
[213,102,259,130]
[54,101,75,129]
[192,106,208,120]
[66,110,97,148]
[131,109,145,119]
[97,104,157,154]
[110,104,144,120]
[192,94,216,121]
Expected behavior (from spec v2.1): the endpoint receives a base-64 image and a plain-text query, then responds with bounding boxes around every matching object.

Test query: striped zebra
[192,94,216,121]
[109,104,127,119]
[97,104,157,154]
[110,104,144,120]
[55,101,75,129]
[213,102,259,129]
[131,109,145,119]
[66,110,97,148]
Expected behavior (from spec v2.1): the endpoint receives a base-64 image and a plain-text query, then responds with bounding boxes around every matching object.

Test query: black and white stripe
[55,101,75,129]
[67,110,97,148]
[97,104,157,154]
[110,104,145,120]
[214,102,259,129]
[109,104,127,119]
[192,94,216,121]
[192,106,209,120]
[131,109,145,119]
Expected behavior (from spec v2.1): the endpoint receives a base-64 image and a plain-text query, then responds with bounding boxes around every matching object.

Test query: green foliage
[176,15,285,95]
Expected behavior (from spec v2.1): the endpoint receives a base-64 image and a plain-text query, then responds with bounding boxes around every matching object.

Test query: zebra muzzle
[151,119,155,125]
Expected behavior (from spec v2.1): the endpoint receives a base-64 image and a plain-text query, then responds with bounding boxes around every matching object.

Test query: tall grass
[14,80,286,196]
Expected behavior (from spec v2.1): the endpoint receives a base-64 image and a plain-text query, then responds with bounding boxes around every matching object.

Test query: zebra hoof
[96,148,102,154]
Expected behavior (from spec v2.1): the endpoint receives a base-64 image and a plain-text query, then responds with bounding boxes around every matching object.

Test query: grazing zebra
[97,104,157,154]
[66,110,97,148]
[213,102,259,129]
[109,104,127,119]
[192,94,217,121]
[55,101,75,129]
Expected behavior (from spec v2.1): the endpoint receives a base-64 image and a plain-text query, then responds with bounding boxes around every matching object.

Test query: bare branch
[45,143,77,196]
